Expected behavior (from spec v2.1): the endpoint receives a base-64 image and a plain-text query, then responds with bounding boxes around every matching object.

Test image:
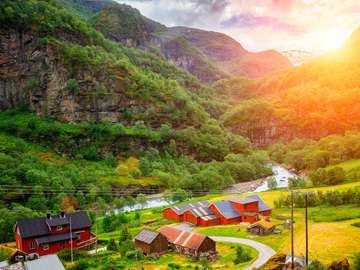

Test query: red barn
[209,200,242,225]
[163,195,272,226]
[163,201,211,222]
[183,207,220,226]
[15,211,97,256]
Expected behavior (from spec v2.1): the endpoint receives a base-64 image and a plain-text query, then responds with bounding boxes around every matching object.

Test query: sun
[320,29,350,51]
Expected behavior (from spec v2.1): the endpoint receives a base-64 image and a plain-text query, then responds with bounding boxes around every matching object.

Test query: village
[0,193,317,270]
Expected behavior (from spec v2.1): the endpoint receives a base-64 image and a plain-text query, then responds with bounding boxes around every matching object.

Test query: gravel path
[210,236,276,270]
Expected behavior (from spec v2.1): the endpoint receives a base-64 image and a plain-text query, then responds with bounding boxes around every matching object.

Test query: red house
[163,201,211,222]
[15,211,97,256]
[163,195,272,226]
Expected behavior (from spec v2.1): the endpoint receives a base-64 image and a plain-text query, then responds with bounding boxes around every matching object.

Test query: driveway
[210,236,276,270]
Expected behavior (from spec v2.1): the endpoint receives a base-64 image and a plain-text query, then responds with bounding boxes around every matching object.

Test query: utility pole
[291,190,294,269]
[305,192,309,267]
[70,217,73,264]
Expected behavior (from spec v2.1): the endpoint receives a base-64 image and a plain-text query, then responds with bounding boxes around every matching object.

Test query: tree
[172,188,190,203]
[60,196,79,212]
[102,215,113,233]
[327,167,346,185]
[136,193,147,209]
[233,246,251,264]
[354,253,360,270]
[267,177,277,190]
[107,238,118,251]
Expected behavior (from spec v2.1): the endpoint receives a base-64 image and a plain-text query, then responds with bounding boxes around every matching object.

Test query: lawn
[141,243,258,270]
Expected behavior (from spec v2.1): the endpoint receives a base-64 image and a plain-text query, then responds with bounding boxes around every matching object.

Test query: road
[210,236,276,270]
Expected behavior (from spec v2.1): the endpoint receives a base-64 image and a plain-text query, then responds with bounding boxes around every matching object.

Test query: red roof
[159,226,210,250]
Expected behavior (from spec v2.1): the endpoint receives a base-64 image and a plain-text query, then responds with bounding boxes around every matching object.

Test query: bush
[233,246,251,264]
[353,253,360,270]
[107,239,118,251]
[65,79,80,94]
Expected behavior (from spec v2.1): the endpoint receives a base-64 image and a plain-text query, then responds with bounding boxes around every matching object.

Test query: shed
[159,226,216,258]
[247,219,275,235]
[134,230,168,255]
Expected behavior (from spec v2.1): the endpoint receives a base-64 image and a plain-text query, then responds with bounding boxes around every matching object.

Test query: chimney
[46,213,51,219]
[60,211,65,218]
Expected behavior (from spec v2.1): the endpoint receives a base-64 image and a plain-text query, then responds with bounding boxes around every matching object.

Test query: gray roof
[35,232,78,245]
[247,195,272,212]
[212,201,241,219]
[0,261,9,268]
[134,230,160,244]
[169,201,211,215]
[45,217,69,227]
[17,211,91,239]
[188,206,215,217]
[285,255,312,267]
[230,197,258,204]
[230,195,272,212]
[24,255,65,270]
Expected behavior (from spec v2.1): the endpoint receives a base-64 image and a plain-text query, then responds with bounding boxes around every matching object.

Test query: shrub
[65,79,80,94]
[353,253,360,270]
[233,246,251,264]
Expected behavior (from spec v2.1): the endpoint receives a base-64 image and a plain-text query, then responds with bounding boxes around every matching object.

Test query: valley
[0,0,360,270]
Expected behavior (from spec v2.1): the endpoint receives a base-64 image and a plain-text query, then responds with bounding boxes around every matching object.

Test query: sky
[115,0,360,53]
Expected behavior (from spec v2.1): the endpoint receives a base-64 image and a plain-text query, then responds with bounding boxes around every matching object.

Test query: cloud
[220,13,304,35]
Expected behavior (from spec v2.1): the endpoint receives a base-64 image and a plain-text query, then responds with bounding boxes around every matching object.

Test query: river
[254,164,299,192]
[116,164,298,212]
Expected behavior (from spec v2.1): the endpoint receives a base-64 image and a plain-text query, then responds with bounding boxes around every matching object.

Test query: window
[43,244,49,251]
[56,225,63,231]
[29,240,36,250]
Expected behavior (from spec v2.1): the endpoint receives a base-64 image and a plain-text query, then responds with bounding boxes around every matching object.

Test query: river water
[254,164,298,192]
[117,164,298,212]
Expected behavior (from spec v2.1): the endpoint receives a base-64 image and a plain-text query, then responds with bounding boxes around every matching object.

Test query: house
[209,200,242,225]
[159,226,216,258]
[183,207,220,226]
[247,219,276,235]
[0,255,65,270]
[134,229,168,255]
[163,201,211,222]
[15,212,97,256]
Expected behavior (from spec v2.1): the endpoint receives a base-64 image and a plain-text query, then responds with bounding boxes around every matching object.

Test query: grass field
[140,243,258,270]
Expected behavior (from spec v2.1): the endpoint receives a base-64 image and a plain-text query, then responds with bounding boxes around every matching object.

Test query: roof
[285,255,312,267]
[159,226,212,250]
[168,201,211,215]
[24,255,65,270]
[187,206,215,218]
[0,261,9,268]
[45,217,69,227]
[212,200,241,219]
[248,219,275,230]
[134,230,160,244]
[200,214,219,221]
[246,195,272,212]
[230,197,258,204]
[16,211,91,239]
[35,232,78,245]
[0,262,24,270]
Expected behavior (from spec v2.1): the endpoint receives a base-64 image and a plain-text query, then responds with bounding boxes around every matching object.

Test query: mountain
[280,50,321,66]
[91,2,292,82]
[221,26,360,145]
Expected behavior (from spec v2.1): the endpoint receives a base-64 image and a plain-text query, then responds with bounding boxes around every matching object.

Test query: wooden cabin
[247,219,275,235]
[134,230,168,255]
[159,226,216,258]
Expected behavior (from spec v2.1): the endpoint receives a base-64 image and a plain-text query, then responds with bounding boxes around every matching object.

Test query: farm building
[134,229,168,255]
[163,195,272,226]
[247,219,276,235]
[159,226,216,258]
[163,201,211,222]
[183,207,220,226]
[14,212,97,256]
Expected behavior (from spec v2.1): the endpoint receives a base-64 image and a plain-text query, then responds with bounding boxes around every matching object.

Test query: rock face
[0,28,181,126]
[92,4,292,83]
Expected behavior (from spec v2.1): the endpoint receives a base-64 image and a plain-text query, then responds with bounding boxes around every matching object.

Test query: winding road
[210,236,276,270]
